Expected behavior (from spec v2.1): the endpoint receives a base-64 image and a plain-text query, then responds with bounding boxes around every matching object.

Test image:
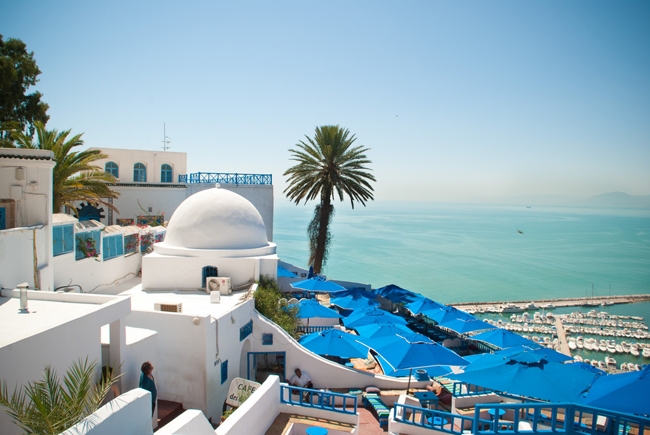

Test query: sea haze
[274,202,650,305]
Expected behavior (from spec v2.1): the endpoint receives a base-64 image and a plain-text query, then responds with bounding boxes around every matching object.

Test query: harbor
[451,293,650,313]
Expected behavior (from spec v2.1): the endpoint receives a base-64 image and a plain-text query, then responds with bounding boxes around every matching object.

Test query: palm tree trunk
[312,195,333,274]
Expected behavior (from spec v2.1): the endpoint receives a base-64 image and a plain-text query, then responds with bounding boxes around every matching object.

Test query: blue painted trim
[178,172,272,185]
[247,351,286,382]
[240,320,253,341]
[280,384,357,416]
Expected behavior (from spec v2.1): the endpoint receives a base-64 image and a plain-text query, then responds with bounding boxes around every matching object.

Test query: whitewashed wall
[0,150,55,291]
[105,184,187,224]
[90,148,187,184]
[155,409,215,435]
[53,249,142,293]
[124,299,255,422]
[216,375,281,435]
[142,254,277,290]
[0,292,130,435]
[62,388,154,435]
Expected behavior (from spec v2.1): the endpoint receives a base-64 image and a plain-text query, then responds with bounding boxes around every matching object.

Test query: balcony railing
[178,172,272,185]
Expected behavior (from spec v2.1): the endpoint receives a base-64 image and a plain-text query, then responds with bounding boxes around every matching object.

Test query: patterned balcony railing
[178,172,272,185]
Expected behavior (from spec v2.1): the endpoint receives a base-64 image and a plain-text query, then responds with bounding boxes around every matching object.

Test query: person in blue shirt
[139,361,157,415]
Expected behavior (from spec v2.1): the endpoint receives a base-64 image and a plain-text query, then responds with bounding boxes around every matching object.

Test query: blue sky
[2,1,649,204]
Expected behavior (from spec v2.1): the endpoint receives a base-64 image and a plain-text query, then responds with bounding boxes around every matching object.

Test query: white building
[142,187,278,291]
[0,148,56,292]
[88,147,274,243]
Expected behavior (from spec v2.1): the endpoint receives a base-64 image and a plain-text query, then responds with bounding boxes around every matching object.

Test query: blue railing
[280,384,357,415]
[394,403,473,434]
[451,381,495,397]
[392,401,649,435]
[178,172,272,185]
[296,325,335,334]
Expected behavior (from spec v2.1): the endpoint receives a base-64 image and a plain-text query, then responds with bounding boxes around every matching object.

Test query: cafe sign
[226,377,261,408]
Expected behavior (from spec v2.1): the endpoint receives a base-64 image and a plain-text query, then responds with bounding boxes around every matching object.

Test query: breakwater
[451,294,650,311]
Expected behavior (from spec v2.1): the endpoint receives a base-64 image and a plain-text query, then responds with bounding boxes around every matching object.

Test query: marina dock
[451,294,650,312]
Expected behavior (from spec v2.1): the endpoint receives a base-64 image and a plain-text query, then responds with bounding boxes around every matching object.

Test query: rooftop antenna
[161,123,172,151]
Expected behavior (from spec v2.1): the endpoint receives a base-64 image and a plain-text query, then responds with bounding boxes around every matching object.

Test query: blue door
[0,208,5,230]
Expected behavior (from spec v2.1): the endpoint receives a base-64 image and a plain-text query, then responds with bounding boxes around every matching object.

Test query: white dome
[163,188,269,250]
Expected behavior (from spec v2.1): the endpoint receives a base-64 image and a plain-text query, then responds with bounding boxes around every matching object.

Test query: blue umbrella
[288,299,342,319]
[330,294,381,310]
[375,353,453,378]
[375,284,422,304]
[354,322,414,338]
[291,277,346,292]
[423,305,474,324]
[342,307,408,328]
[372,335,469,371]
[452,351,600,402]
[330,288,378,299]
[438,317,496,335]
[470,328,535,349]
[371,334,469,392]
[299,329,371,359]
[494,344,573,363]
[277,265,298,277]
[404,298,446,315]
[582,364,650,416]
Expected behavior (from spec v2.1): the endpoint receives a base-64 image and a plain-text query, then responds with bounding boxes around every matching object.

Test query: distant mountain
[576,192,650,208]
[498,192,650,208]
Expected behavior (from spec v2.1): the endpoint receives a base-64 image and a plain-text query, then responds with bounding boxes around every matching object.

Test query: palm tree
[1,122,119,213]
[284,125,375,273]
[0,358,121,434]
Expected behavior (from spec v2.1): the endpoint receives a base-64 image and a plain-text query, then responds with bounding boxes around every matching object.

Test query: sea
[274,201,650,368]
[274,201,650,320]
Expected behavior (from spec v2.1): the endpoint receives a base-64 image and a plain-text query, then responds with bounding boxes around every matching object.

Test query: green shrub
[254,276,300,339]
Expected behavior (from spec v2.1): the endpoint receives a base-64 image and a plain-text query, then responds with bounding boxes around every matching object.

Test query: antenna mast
[162,123,172,151]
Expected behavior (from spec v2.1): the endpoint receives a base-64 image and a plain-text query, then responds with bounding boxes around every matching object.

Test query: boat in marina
[499,303,526,313]
[643,347,650,358]
[605,356,616,368]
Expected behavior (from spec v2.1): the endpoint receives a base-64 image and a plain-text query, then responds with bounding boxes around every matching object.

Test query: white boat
[605,356,616,368]
[599,342,608,352]
[500,303,526,313]
[615,344,624,353]
[573,355,583,362]
[643,347,650,358]
[627,362,637,371]
[598,360,607,370]
[631,344,640,356]
[524,302,538,310]
[620,362,628,371]
[568,338,577,351]
[540,303,555,309]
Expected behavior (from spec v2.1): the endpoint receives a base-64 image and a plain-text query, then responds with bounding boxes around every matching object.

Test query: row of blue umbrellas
[290,280,650,416]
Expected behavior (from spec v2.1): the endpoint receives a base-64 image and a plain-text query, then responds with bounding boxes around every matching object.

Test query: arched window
[105,161,119,178]
[133,163,146,182]
[161,164,172,183]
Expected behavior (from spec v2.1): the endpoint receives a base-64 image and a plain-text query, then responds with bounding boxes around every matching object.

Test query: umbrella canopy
[373,335,469,372]
[423,305,474,324]
[375,284,422,304]
[404,298,446,315]
[354,322,414,338]
[376,353,454,378]
[452,351,601,402]
[438,317,496,335]
[298,329,371,359]
[470,328,535,349]
[277,265,298,277]
[291,277,346,292]
[581,364,650,416]
[288,299,342,319]
[342,307,408,328]
[330,294,381,310]
[330,288,377,299]
[494,344,573,363]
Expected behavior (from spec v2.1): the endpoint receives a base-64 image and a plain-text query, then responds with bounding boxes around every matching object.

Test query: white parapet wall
[155,409,216,435]
[61,388,154,435]
[216,375,281,435]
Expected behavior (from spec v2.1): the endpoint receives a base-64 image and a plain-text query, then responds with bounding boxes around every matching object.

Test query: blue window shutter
[75,234,85,260]
[103,236,110,259]
[116,235,124,256]
[63,225,74,253]
[221,360,228,384]
[53,227,63,256]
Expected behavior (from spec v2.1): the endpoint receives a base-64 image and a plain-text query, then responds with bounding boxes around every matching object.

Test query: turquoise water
[274,202,650,309]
